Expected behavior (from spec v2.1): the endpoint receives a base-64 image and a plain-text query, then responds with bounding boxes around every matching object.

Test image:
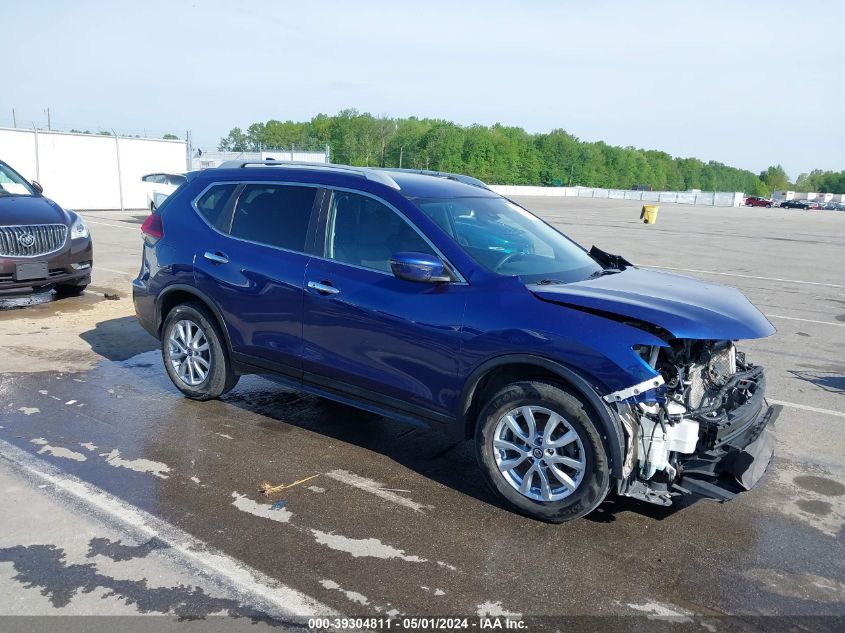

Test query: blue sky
[3,0,843,179]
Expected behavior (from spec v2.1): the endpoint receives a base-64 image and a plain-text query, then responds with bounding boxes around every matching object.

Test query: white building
[0,127,187,210]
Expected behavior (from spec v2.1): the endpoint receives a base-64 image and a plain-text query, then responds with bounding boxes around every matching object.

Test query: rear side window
[230,184,316,252]
[195,183,237,226]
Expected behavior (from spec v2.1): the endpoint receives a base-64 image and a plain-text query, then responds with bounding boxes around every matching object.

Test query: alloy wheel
[168,319,211,387]
[492,405,587,502]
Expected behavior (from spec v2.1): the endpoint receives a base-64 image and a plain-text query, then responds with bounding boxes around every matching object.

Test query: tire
[161,302,239,400]
[55,277,90,297]
[475,381,611,523]
[766,204,772,208]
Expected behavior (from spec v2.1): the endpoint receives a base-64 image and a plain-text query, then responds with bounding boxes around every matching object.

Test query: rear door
[194,181,323,377]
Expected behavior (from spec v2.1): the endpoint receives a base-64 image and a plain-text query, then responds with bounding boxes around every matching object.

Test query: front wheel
[161,302,239,400]
[475,381,610,523]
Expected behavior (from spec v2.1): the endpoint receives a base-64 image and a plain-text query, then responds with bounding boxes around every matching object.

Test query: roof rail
[215,160,400,190]
[374,167,491,190]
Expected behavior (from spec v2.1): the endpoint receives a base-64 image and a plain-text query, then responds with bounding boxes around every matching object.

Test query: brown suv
[0,160,93,295]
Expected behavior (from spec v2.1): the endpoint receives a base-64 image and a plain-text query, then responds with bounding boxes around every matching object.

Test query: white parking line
[767,314,845,328]
[769,399,845,419]
[641,265,845,289]
[94,266,135,277]
[0,438,332,618]
[84,219,140,231]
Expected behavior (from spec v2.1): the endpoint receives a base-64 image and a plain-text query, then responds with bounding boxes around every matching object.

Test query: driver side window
[325,191,435,273]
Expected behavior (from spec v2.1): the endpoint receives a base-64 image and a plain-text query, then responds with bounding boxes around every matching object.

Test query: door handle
[203,251,229,264]
[307,280,340,295]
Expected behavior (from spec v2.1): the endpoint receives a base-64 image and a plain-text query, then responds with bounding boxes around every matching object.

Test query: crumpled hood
[529,267,775,340]
[0,195,69,226]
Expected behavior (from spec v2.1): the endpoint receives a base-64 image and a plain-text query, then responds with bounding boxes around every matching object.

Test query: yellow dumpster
[642,205,659,224]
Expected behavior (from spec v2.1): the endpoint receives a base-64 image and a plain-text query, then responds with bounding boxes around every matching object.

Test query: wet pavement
[0,200,843,629]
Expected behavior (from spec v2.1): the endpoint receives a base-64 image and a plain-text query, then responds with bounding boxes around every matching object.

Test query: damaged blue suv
[133,162,778,522]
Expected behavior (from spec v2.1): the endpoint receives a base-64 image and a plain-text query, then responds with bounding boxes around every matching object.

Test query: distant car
[780,200,814,209]
[0,159,93,296]
[744,196,773,207]
[141,173,187,211]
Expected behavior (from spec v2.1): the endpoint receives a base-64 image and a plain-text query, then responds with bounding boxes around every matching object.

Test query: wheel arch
[156,284,234,354]
[458,354,626,479]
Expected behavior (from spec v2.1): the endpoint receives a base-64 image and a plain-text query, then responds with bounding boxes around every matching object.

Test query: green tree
[218,109,788,193]
[218,127,250,152]
[759,165,790,194]
[162,133,180,140]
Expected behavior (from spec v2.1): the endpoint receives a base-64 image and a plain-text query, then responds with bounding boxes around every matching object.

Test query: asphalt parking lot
[1,198,843,629]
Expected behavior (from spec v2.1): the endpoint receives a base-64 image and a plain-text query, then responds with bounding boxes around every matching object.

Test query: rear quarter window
[195,184,238,227]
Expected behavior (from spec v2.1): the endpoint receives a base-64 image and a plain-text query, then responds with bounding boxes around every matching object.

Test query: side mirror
[31,180,44,194]
[390,252,452,283]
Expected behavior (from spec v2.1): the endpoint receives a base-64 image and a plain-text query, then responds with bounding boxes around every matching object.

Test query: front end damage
[606,340,780,506]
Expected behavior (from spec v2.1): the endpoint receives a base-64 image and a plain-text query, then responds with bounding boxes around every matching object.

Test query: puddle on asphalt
[795,499,833,516]
[793,475,845,497]
[0,287,58,311]
[0,288,104,319]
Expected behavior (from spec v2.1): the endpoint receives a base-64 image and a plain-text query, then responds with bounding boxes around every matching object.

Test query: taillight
[141,214,164,239]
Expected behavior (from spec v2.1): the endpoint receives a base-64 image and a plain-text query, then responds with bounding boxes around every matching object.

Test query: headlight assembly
[70,215,89,240]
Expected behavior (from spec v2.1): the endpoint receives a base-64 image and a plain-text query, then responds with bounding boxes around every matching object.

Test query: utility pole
[11,108,16,128]
[399,146,403,169]
[46,108,51,131]
[33,125,40,181]
[113,130,124,212]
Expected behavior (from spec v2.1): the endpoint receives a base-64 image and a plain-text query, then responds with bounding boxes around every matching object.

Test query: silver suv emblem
[18,233,36,248]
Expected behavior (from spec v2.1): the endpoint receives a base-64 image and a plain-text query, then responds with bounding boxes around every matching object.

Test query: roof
[381,170,497,198]
[205,161,498,199]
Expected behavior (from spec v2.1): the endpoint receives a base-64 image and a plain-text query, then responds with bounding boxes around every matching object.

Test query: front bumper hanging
[676,401,780,502]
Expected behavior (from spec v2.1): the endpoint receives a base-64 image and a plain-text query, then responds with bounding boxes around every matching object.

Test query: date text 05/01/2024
[307,617,526,630]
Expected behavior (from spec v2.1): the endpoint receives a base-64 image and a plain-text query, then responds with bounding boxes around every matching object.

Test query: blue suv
[133,162,778,522]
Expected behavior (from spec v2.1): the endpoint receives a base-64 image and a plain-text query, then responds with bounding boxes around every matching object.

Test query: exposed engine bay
[613,340,778,506]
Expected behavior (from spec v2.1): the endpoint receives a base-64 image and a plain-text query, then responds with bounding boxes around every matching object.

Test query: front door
[302,190,468,421]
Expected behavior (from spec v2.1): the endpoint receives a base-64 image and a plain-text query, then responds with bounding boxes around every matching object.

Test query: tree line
[217,109,841,195]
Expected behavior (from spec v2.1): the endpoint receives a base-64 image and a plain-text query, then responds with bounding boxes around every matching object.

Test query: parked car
[133,162,778,523]
[141,172,187,211]
[744,196,773,207]
[780,199,816,209]
[0,160,92,295]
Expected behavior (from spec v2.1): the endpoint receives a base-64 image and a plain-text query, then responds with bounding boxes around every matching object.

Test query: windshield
[414,197,602,283]
[0,163,36,197]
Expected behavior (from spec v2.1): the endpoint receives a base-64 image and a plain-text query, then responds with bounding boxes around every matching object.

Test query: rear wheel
[475,381,610,523]
[161,302,238,400]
